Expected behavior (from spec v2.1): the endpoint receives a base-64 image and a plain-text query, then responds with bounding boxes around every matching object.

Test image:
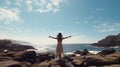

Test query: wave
[64,50,100,55]
[89,50,100,54]
[64,52,74,55]
[34,46,55,53]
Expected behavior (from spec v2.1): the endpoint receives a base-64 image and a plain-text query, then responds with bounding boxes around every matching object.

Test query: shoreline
[0,48,120,67]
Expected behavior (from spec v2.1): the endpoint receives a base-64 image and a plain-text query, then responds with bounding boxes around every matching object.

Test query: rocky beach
[0,48,120,67]
[0,34,120,67]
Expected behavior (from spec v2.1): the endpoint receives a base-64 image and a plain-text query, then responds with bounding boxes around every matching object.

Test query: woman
[49,33,71,59]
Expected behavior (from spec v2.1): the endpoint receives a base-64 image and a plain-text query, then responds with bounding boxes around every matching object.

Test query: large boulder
[14,51,36,63]
[0,52,17,61]
[0,60,22,67]
[82,49,89,55]
[38,59,61,67]
[48,59,58,65]
[37,61,50,67]
[37,52,55,63]
[74,50,82,54]
[74,49,89,56]
[84,52,120,66]
[97,48,116,55]
[2,52,16,58]
[57,59,67,67]
[84,56,104,66]
[38,55,49,63]
[64,54,76,62]
[48,52,55,59]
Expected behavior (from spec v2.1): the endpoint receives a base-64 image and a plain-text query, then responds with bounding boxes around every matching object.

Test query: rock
[82,49,89,55]
[37,52,55,63]
[21,62,31,67]
[48,59,60,67]
[14,51,36,63]
[89,66,97,67]
[0,60,22,67]
[97,48,116,55]
[37,61,50,67]
[74,50,82,54]
[39,52,49,56]
[72,59,84,67]
[38,55,49,62]
[38,59,61,67]
[0,57,12,61]
[48,59,57,65]
[13,52,25,61]
[74,49,89,56]
[50,65,61,67]
[66,62,74,67]
[57,59,67,67]
[2,52,16,58]
[84,52,120,66]
[0,39,34,52]
[7,64,22,67]
[84,55,103,66]
[64,55,76,62]
[48,52,55,59]
[101,64,120,67]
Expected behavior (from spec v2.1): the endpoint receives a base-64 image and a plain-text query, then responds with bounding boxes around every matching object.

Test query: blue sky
[0,0,120,44]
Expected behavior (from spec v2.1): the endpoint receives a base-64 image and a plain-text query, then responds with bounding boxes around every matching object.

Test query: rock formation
[91,33,120,47]
[0,39,34,52]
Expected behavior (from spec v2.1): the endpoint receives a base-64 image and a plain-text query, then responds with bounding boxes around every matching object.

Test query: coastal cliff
[91,33,120,47]
[0,39,34,52]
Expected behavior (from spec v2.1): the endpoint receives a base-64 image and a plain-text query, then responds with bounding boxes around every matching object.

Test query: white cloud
[51,0,63,8]
[15,0,23,6]
[36,2,53,13]
[75,21,80,24]
[35,0,63,13]
[53,9,60,13]
[94,22,120,33]
[74,20,89,25]
[0,7,22,24]
[0,23,32,34]
[15,0,65,13]
[5,0,11,6]
[25,0,33,12]
[1,0,66,14]
[40,0,47,5]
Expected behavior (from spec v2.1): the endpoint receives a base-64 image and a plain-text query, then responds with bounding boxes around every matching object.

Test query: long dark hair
[57,33,62,40]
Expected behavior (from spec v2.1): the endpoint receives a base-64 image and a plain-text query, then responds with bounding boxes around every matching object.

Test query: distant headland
[91,33,120,47]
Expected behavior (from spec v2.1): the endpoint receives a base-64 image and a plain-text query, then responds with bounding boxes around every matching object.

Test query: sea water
[34,44,120,54]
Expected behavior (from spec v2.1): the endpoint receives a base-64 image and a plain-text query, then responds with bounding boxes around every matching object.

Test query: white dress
[56,38,64,58]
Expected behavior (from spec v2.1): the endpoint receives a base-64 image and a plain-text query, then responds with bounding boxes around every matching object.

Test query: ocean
[34,44,120,54]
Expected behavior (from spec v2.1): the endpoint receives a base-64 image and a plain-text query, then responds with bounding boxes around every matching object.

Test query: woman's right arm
[49,36,57,39]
